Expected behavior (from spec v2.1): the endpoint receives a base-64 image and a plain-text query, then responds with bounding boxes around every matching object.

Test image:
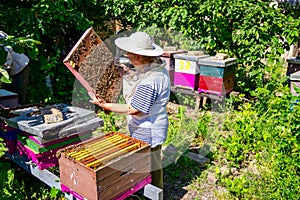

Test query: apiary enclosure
[58,131,151,200]
[63,27,122,103]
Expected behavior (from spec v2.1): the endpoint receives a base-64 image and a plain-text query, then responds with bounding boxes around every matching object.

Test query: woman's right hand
[88,92,106,107]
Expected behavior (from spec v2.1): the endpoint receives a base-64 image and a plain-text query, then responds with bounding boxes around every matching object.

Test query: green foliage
[166,106,196,149]
[0,67,11,85]
[0,160,63,199]
[97,110,120,133]
[0,138,8,157]
[213,80,300,199]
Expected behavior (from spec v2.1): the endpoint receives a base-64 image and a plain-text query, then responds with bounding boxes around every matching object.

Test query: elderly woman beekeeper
[89,32,170,189]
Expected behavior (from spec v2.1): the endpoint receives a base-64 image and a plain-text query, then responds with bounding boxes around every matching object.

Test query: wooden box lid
[0,89,18,99]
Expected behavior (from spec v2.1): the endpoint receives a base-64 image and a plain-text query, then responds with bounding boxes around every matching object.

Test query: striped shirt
[131,84,159,114]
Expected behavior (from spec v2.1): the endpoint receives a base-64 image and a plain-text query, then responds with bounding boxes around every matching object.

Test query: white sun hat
[115,32,163,57]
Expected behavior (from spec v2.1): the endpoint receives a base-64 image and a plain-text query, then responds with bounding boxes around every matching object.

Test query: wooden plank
[100,173,150,200]
[5,152,60,189]
[98,154,151,192]
[5,152,79,200]
[171,85,197,96]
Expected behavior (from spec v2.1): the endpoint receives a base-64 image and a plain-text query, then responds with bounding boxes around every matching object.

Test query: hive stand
[5,151,163,200]
[171,86,224,110]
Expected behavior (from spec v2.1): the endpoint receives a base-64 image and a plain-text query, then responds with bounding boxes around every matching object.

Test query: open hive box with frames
[58,131,151,200]
[63,27,123,103]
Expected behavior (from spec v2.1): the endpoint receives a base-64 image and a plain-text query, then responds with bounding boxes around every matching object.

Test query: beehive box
[174,52,209,90]
[290,70,300,96]
[0,89,18,109]
[198,56,237,96]
[287,57,300,77]
[63,27,122,103]
[58,132,151,200]
[0,121,21,153]
[16,131,93,170]
[160,49,186,85]
[5,104,102,143]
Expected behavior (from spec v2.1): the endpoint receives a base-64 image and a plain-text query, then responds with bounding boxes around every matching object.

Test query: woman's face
[125,52,139,66]
[124,52,153,68]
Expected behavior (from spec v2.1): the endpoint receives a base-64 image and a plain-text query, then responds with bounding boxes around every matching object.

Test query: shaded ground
[163,155,205,199]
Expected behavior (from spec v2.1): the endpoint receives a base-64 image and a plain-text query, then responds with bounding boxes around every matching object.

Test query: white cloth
[0,31,29,76]
[4,47,29,76]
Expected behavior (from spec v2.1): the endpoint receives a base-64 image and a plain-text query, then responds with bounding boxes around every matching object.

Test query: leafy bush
[213,80,300,199]
[0,138,7,158]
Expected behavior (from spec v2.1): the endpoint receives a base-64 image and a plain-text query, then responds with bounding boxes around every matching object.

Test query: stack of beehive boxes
[198,56,237,97]
[160,48,186,85]
[174,52,210,90]
[1,103,103,170]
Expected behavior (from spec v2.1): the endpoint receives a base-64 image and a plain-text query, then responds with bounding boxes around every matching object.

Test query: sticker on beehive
[175,59,199,74]
[63,27,122,103]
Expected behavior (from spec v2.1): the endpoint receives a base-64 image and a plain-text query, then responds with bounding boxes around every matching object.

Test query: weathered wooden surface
[6,104,100,142]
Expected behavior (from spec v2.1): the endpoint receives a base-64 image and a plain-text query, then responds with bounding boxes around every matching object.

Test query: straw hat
[115,32,163,57]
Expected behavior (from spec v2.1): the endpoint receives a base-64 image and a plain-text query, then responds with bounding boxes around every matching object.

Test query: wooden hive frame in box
[58,131,151,200]
[63,27,123,103]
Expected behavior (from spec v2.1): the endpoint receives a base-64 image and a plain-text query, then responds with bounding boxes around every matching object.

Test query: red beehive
[198,56,237,96]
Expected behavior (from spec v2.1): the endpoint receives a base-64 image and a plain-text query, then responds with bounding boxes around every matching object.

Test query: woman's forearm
[88,92,140,115]
[101,103,140,115]
[102,103,128,113]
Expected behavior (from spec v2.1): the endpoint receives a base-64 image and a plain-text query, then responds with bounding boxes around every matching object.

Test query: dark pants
[151,145,163,189]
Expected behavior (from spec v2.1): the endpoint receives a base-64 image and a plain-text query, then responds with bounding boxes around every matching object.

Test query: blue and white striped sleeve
[130,84,158,114]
